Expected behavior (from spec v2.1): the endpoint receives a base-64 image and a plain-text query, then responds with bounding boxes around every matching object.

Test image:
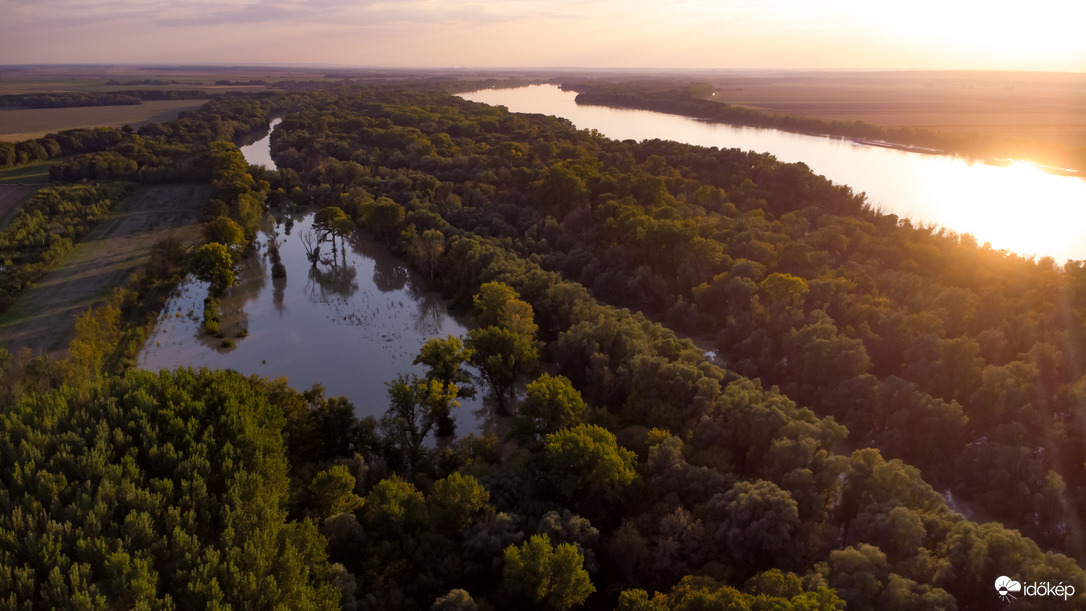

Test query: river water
[139,124,488,433]
[460,85,1086,263]
[238,118,282,168]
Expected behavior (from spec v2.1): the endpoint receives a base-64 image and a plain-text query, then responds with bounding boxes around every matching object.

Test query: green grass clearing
[0,160,58,184]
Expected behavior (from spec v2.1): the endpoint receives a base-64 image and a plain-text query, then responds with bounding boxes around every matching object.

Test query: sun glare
[928,159,1086,262]
[855,0,1086,70]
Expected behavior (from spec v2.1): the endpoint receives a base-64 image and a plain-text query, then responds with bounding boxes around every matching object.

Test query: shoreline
[852,137,945,155]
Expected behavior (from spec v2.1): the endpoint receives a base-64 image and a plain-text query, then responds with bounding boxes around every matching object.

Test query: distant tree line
[0,89,210,109]
[105,79,179,86]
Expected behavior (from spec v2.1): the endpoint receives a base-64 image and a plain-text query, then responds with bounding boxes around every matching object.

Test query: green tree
[0,369,339,609]
[414,335,475,435]
[381,374,459,471]
[189,242,237,295]
[415,335,475,391]
[819,544,955,610]
[368,196,406,247]
[544,424,638,503]
[513,373,587,446]
[474,281,539,338]
[468,326,538,414]
[412,228,446,282]
[308,465,366,518]
[706,479,800,572]
[429,472,492,533]
[467,283,540,412]
[314,206,353,255]
[503,534,595,610]
[364,476,429,533]
[202,215,247,254]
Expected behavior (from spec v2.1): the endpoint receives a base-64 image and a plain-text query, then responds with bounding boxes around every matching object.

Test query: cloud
[155,0,365,27]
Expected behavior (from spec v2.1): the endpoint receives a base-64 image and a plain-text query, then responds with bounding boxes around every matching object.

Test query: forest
[1,80,1085,609]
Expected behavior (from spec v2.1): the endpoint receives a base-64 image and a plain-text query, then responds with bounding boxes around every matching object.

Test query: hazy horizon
[3,0,1084,73]
[5,64,1086,76]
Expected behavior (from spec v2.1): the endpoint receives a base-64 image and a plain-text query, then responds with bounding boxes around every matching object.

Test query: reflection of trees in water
[413,289,447,335]
[299,228,322,267]
[306,263,359,302]
[472,392,511,440]
[257,215,276,237]
[272,275,287,316]
[234,240,269,300]
[283,214,297,236]
[373,258,408,293]
[353,230,408,293]
[199,249,268,350]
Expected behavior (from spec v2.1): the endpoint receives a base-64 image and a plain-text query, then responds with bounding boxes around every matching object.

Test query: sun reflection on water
[926,159,1086,263]
[462,85,1086,263]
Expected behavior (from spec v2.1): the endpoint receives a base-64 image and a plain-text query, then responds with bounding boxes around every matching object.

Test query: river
[139,122,488,434]
[238,117,282,168]
[460,85,1086,264]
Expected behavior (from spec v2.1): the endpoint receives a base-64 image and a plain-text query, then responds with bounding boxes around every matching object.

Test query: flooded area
[139,120,488,434]
[139,214,485,433]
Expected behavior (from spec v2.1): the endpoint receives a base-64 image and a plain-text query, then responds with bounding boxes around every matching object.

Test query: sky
[2,0,1085,71]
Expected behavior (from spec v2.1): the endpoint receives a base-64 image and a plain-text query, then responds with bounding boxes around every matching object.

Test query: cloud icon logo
[995,576,1022,601]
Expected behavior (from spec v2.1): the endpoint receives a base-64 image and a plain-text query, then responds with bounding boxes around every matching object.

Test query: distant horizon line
[2,63,1084,76]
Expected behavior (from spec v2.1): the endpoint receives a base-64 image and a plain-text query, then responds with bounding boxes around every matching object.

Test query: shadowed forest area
[2,76,1086,609]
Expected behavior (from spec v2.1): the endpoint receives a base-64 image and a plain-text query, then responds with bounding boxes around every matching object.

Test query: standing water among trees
[139,212,485,430]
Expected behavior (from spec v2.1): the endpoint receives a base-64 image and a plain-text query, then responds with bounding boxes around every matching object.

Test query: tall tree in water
[467,282,540,413]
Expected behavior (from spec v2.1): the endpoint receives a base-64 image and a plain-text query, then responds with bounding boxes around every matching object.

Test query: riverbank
[852,137,945,155]
[462,84,1086,264]
[566,82,1086,175]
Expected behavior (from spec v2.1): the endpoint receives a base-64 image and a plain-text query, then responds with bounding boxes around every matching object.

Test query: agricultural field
[0,183,208,354]
[0,99,210,141]
[0,159,57,184]
[704,70,1086,147]
[0,184,37,229]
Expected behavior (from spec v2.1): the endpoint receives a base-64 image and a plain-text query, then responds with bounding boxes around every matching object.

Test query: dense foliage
[0,368,340,608]
[260,85,1086,608]
[5,81,1086,609]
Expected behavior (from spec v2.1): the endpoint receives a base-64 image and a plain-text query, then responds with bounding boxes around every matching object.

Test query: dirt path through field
[0,185,37,229]
[0,183,209,355]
